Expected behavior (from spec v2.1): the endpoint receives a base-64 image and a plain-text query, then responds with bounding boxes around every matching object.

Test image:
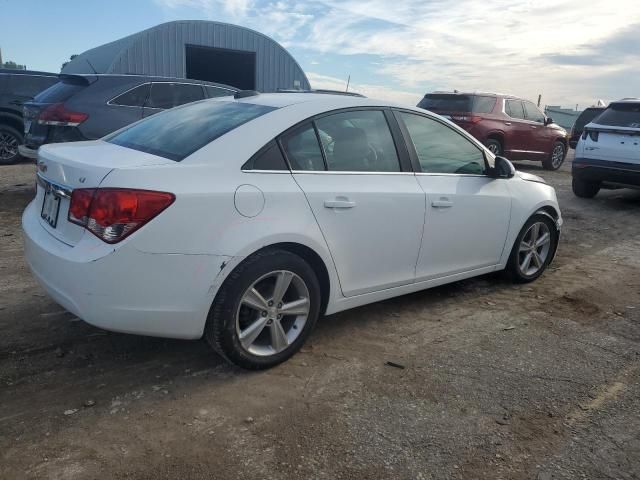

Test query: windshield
[107,100,277,161]
[595,103,640,128]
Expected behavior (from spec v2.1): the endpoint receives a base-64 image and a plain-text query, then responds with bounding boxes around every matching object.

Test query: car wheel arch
[0,111,24,134]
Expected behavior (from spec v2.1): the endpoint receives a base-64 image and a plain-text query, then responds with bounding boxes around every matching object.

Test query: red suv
[417,92,569,170]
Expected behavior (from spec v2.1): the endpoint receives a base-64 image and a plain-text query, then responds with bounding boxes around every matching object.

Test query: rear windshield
[574,108,604,131]
[34,79,86,103]
[595,103,640,128]
[107,100,277,161]
[418,94,496,113]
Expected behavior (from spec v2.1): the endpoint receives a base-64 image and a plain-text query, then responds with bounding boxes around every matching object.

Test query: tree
[61,54,79,71]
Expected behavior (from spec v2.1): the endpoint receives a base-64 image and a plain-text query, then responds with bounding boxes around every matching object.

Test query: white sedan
[23,92,562,369]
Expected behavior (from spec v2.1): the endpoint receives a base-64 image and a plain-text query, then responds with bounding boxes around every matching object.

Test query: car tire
[572,177,600,198]
[542,141,565,170]
[204,248,322,370]
[0,124,23,165]
[485,139,502,156]
[505,214,558,283]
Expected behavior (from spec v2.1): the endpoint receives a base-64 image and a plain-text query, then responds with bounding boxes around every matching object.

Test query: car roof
[426,90,518,98]
[62,73,238,90]
[231,92,402,109]
[611,98,639,104]
[0,69,58,77]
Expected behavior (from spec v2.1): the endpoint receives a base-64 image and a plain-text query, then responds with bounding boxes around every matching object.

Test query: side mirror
[488,156,515,179]
[544,117,553,126]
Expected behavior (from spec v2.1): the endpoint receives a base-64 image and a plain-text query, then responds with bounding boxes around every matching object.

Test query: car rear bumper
[18,145,38,159]
[572,157,640,188]
[22,200,228,339]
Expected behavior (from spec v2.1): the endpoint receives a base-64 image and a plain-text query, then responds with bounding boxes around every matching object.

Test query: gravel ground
[1,152,639,480]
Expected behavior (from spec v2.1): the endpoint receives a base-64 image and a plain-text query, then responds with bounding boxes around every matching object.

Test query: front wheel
[542,141,565,170]
[572,177,600,198]
[485,139,502,156]
[204,249,321,369]
[505,214,558,283]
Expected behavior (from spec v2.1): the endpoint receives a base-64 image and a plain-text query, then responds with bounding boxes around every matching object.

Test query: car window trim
[108,81,231,110]
[106,82,151,109]
[523,100,545,124]
[276,106,411,175]
[147,81,207,110]
[392,107,492,177]
[503,98,526,121]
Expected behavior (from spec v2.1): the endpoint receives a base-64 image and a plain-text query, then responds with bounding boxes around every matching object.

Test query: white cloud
[155,0,640,107]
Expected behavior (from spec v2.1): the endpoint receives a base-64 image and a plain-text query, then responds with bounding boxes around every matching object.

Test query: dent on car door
[282,110,426,297]
[396,110,512,280]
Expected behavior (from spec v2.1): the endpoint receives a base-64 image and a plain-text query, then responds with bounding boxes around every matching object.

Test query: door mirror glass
[488,156,515,178]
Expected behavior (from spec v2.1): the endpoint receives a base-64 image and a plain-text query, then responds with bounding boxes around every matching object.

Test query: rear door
[396,110,511,280]
[284,109,426,297]
[503,99,535,160]
[143,82,205,117]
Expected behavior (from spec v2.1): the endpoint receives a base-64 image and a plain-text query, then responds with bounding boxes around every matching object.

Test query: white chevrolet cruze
[23,92,562,369]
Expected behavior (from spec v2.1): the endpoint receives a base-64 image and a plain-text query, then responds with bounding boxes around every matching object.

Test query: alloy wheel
[518,221,552,276]
[487,143,500,154]
[0,132,19,161]
[236,270,310,356]
[551,144,564,168]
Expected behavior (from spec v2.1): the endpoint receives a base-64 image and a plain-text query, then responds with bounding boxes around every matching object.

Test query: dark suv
[20,74,238,159]
[569,106,605,149]
[417,92,569,170]
[0,69,59,164]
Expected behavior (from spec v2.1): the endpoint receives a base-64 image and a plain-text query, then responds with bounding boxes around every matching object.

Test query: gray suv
[20,74,237,159]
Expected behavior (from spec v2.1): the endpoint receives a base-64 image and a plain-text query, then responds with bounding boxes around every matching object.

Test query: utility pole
[0,47,3,67]
[537,94,542,107]
[346,75,350,92]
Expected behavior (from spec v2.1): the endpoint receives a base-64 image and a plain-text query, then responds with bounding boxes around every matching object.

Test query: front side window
[523,101,545,123]
[107,101,276,161]
[505,99,525,120]
[111,84,150,107]
[280,124,325,171]
[315,110,401,172]
[205,86,234,98]
[148,83,204,109]
[398,112,486,175]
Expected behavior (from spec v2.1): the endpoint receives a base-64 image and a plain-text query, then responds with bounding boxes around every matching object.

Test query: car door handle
[324,198,356,209]
[504,122,511,126]
[530,125,537,129]
[431,199,453,208]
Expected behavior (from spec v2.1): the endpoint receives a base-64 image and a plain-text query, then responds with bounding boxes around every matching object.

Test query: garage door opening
[185,44,256,90]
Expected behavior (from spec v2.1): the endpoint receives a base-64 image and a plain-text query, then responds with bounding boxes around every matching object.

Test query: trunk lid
[35,140,174,246]
[582,124,640,164]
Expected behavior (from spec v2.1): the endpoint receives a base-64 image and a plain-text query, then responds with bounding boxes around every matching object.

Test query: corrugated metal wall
[63,21,310,92]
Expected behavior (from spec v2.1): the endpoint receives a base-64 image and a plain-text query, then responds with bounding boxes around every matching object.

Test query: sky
[1,0,639,109]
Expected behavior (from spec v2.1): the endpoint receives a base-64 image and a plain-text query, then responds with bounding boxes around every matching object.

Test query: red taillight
[68,188,175,244]
[38,103,88,126]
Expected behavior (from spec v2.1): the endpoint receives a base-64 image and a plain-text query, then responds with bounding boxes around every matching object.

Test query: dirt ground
[1,151,639,480]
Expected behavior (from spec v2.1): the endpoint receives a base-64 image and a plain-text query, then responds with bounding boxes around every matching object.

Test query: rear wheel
[0,125,22,165]
[572,177,600,198]
[506,214,558,283]
[542,141,565,170]
[204,249,321,369]
[485,138,502,156]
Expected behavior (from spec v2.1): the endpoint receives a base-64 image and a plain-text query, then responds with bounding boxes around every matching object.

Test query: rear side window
[107,101,276,161]
[280,124,326,171]
[315,110,401,172]
[418,94,471,112]
[7,75,58,97]
[148,83,205,109]
[110,84,150,107]
[34,79,85,103]
[472,96,496,113]
[205,86,233,98]
[596,103,640,128]
[505,100,525,120]
[243,142,288,170]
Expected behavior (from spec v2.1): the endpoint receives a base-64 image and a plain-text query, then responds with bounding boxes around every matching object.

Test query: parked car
[569,106,605,149]
[572,98,640,198]
[0,69,59,164]
[417,92,569,170]
[19,74,238,159]
[23,92,562,369]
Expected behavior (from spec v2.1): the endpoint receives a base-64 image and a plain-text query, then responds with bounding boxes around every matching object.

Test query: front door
[396,110,512,280]
[281,110,425,297]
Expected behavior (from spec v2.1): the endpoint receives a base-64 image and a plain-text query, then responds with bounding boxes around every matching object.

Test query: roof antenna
[85,58,98,74]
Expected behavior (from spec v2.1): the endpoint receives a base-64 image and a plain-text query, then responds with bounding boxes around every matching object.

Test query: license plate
[41,189,61,228]
[24,120,32,134]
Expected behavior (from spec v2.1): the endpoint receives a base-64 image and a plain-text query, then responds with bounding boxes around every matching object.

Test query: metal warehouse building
[61,20,310,92]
